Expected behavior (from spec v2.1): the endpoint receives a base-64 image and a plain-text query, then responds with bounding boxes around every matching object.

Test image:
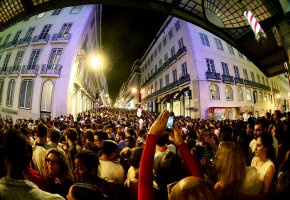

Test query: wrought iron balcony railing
[21,64,39,75]
[0,68,8,76]
[180,74,190,84]
[222,74,234,83]
[31,34,50,44]
[7,66,21,76]
[51,33,71,41]
[40,64,62,76]
[17,37,32,46]
[206,71,221,80]
[176,46,187,58]
[234,77,244,84]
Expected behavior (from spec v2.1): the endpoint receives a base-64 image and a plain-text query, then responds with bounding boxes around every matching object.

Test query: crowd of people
[0,107,289,200]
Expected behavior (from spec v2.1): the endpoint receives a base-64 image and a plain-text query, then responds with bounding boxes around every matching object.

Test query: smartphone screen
[166,114,174,129]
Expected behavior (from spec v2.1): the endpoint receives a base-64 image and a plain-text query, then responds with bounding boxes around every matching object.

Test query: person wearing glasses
[44,148,74,198]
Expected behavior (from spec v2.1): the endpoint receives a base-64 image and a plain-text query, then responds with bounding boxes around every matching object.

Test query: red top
[26,167,49,191]
[138,134,202,200]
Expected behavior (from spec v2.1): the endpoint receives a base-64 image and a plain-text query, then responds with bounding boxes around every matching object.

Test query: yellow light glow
[131,87,137,94]
[276,94,280,99]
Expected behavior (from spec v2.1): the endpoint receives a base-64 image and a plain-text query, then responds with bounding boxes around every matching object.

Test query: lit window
[246,89,251,101]
[210,83,220,100]
[225,85,233,100]
[70,6,82,14]
[6,79,14,106]
[237,87,244,101]
[19,80,33,109]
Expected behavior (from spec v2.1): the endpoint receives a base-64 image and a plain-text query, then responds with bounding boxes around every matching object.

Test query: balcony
[39,64,62,77]
[222,74,234,84]
[206,71,221,81]
[273,88,280,93]
[176,46,187,58]
[5,41,18,49]
[244,79,255,87]
[51,33,71,43]
[17,37,32,46]
[0,68,8,76]
[0,43,7,51]
[168,54,177,65]
[21,65,39,76]
[31,34,50,45]
[180,74,190,85]
[7,66,21,76]
[234,77,244,85]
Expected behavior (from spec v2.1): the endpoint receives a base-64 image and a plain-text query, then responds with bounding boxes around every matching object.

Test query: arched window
[264,92,267,101]
[253,90,258,104]
[19,79,33,109]
[237,87,243,101]
[259,91,263,102]
[41,80,53,112]
[210,83,220,100]
[6,79,14,106]
[246,89,251,101]
[225,85,233,100]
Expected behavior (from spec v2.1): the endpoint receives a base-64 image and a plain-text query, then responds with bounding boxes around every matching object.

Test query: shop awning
[161,91,179,103]
[174,87,189,100]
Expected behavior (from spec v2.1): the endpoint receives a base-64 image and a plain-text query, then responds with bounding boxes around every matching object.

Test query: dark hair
[71,183,106,200]
[49,128,61,143]
[36,123,48,138]
[129,147,143,168]
[156,135,169,147]
[75,150,99,171]
[116,131,125,140]
[67,128,78,142]
[259,131,275,162]
[84,129,94,142]
[255,117,269,131]
[101,140,118,155]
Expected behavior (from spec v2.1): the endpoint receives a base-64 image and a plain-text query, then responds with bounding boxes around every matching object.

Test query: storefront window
[210,83,220,100]
[246,89,251,101]
[225,85,233,100]
[237,87,243,101]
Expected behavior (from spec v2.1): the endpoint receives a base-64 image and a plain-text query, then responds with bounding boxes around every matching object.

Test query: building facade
[0,5,106,120]
[137,17,290,120]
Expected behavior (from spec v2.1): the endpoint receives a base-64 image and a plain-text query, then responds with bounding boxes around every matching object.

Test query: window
[173,69,177,82]
[199,33,210,46]
[155,82,158,91]
[170,46,175,57]
[28,49,41,69]
[243,69,249,80]
[41,80,53,112]
[225,85,233,100]
[214,38,224,50]
[0,79,3,104]
[164,53,168,62]
[3,53,11,71]
[237,87,244,101]
[227,44,235,55]
[158,43,162,52]
[52,8,62,16]
[59,23,72,38]
[151,69,153,76]
[154,49,157,57]
[159,78,163,89]
[266,78,269,86]
[257,74,261,83]
[251,72,255,82]
[150,54,153,62]
[233,65,240,78]
[175,20,180,31]
[169,29,173,39]
[19,80,33,109]
[253,90,258,103]
[82,34,88,51]
[259,91,263,102]
[165,74,169,86]
[36,12,45,18]
[246,89,251,101]
[178,38,184,49]
[25,27,35,40]
[181,62,188,76]
[262,76,265,85]
[39,24,52,40]
[12,30,22,45]
[48,48,62,69]
[13,51,24,70]
[206,58,215,72]
[163,36,167,47]
[155,65,157,73]
[70,6,82,14]
[221,62,229,75]
[159,59,162,68]
[6,79,14,106]
[264,92,267,101]
[238,51,244,58]
[210,84,220,100]
[3,34,11,46]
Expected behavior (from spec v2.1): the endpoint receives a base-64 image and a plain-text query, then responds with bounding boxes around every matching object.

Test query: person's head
[273,110,282,122]
[129,146,144,168]
[49,128,61,144]
[67,183,106,200]
[169,176,216,200]
[94,131,108,147]
[255,131,275,161]
[45,148,73,180]
[115,131,125,142]
[101,140,119,160]
[246,122,254,135]
[156,135,169,147]
[125,136,135,148]
[201,129,211,144]
[35,123,48,138]
[214,142,246,194]
[3,128,32,174]
[74,150,99,182]
[66,128,78,143]
[254,118,268,139]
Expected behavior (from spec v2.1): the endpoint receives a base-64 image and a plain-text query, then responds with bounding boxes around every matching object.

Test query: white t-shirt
[98,160,125,184]
[32,144,47,176]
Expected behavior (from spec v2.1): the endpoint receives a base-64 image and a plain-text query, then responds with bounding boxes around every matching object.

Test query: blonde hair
[169,176,216,200]
[214,142,246,197]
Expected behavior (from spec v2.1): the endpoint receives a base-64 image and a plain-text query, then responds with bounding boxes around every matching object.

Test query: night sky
[102,5,167,104]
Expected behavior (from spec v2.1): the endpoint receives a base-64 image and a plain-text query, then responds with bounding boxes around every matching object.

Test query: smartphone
[166,113,175,129]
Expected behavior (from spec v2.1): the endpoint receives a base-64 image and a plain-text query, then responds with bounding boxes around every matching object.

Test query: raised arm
[138,110,170,200]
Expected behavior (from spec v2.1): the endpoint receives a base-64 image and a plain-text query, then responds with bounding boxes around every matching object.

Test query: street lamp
[131,87,137,94]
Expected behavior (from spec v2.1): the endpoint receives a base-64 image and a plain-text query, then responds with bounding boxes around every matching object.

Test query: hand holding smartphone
[166,113,175,129]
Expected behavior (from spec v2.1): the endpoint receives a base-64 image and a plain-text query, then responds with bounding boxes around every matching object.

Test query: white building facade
[0,5,105,121]
[139,17,290,120]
